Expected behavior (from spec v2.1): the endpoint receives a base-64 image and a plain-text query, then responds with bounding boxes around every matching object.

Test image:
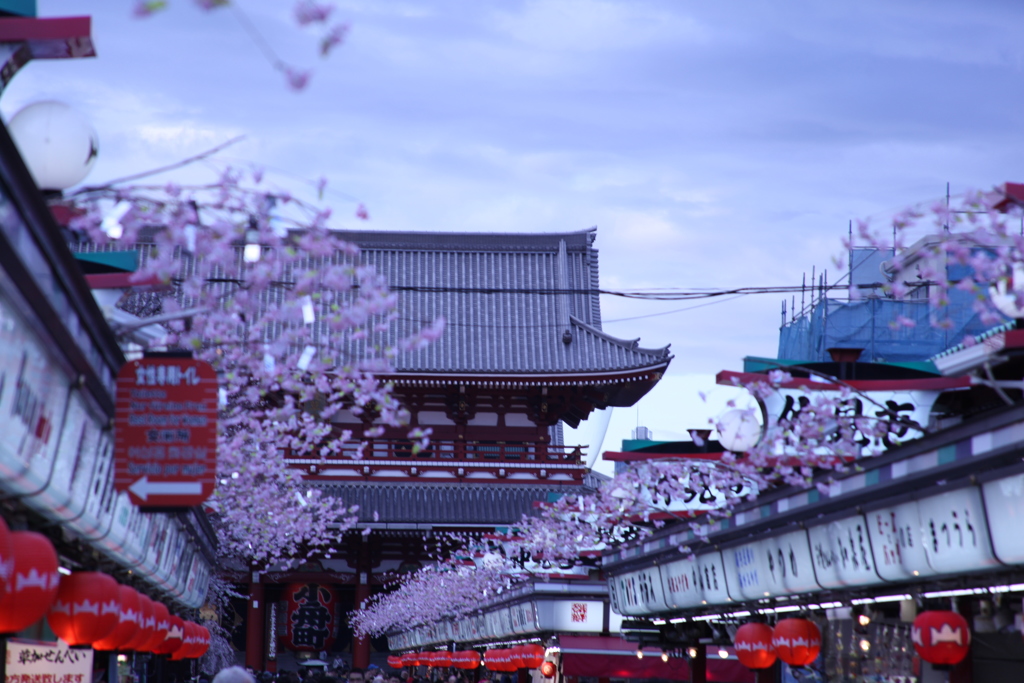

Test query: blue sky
[8,1,1024,456]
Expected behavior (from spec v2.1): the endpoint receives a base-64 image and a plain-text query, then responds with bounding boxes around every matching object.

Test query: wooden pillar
[246,581,266,670]
[353,539,372,669]
[691,646,707,683]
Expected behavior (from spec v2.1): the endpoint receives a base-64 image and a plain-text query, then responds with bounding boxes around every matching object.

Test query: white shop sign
[5,638,94,683]
[866,501,936,581]
[696,551,731,605]
[0,290,71,493]
[724,542,780,601]
[983,473,1024,564]
[761,387,940,454]
[613,566,667,616]
[808,515,883,588]
[722,533,817,601]
[509,601,538,634]
[497,607,513,638]
[661,557,705,610]
[763,530,820,595]
[638,463,758,515]
[537,599,604,632]
[918,487,999,574]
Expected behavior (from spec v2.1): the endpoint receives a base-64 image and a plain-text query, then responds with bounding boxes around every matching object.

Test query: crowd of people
[213,665,508,683]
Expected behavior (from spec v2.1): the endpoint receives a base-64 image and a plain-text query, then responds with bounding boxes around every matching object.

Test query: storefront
[0,111,215,678]
[386,580,756,682]
[602,358,1024,682]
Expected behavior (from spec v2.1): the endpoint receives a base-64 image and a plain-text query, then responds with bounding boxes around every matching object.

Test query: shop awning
[559,636,754,682]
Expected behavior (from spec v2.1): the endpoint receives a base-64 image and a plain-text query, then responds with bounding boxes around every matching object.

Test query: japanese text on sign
[5,639,94,683]
[114,358,218,506]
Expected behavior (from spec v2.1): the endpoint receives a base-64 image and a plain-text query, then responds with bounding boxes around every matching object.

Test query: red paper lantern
[520,644,545,669]
[509,645,525,669]
[189,622,208,659]
[0,531,60,633]
[283,583,338,652]
[434,650,452,667]
[495,649,516,672]
[0,516,12,603]
[452,650,481,669]
[734,622,777,670]
[139,601,171,653]
[387,655,403,669]
[47,571,120,646]
[772,618,821,667]
[155,614,186,655]
[539,661,557,678]
[93,585,142,651]
[123,595,156,651]
[912,611,971,666]
[484,649,501,671]
[401,652,418,667]
[194,625,211,658]
[170,621,199,660]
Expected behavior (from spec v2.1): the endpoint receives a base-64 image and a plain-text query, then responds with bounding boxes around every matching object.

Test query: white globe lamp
[7,100,98,191]
[716,408,762,453]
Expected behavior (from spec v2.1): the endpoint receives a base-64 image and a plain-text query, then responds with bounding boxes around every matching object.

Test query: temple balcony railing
[286,439,585,465]
[283,439,588,482]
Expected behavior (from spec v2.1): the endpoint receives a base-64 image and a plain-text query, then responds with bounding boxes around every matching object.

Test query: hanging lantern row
[394,646,544,672]
[0,519,210,659]
[733,611,973,671]
[733,618,821,670]
[484,644,546,672]
[451,650,481,670]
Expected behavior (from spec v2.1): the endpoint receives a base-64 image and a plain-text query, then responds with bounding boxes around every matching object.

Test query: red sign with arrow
[113,357,218,507]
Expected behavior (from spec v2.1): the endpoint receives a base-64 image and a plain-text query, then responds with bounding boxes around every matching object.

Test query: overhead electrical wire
[382,281,897,301]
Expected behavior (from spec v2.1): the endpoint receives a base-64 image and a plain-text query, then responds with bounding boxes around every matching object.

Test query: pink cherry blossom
[67,167,442,570]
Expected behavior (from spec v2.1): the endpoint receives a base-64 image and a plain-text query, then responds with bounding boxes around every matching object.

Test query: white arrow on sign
[129,476,203,502]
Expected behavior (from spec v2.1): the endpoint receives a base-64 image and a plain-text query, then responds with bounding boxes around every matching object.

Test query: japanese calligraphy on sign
[917,488,998,574]
[762,387,940,454]
[283,583,337,652]
[5,638,94,683]
[808,515,884,588]
[113,357,218,507]
[866,502,936,581]
[614,567,667,616]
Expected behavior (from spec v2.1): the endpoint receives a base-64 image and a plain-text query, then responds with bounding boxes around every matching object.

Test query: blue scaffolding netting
[777,289,1005,364]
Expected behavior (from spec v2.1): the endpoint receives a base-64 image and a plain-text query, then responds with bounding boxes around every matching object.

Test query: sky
[7,1,1024,465]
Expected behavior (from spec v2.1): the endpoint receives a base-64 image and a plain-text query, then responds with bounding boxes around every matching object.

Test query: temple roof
[321,480,599,526]
[336,228,672,377]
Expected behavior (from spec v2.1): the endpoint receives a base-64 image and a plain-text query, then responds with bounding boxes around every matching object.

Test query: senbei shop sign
[114,357,218,507]
[5,638,94,683]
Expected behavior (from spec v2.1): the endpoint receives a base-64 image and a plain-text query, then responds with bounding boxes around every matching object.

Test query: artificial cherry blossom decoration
[67,166,444,569]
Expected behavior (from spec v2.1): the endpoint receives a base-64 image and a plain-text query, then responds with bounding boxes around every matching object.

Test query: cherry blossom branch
[68,167,444,569]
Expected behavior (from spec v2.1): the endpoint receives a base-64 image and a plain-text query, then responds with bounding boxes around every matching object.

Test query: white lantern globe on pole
[7,100,98,191]
[716,408,762,453]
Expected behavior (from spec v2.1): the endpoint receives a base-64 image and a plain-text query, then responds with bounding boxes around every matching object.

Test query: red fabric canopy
[558,637,754,682]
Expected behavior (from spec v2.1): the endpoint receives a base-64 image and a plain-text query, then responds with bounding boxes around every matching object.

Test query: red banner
[114,357,218,507]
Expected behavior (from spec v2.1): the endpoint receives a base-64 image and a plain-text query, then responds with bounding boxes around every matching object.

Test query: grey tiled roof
[336,228,672,375]
[321,482,590,525]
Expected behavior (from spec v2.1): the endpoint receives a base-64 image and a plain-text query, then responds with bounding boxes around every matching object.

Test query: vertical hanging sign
[113,356,218,507]
[282,583,338,652]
